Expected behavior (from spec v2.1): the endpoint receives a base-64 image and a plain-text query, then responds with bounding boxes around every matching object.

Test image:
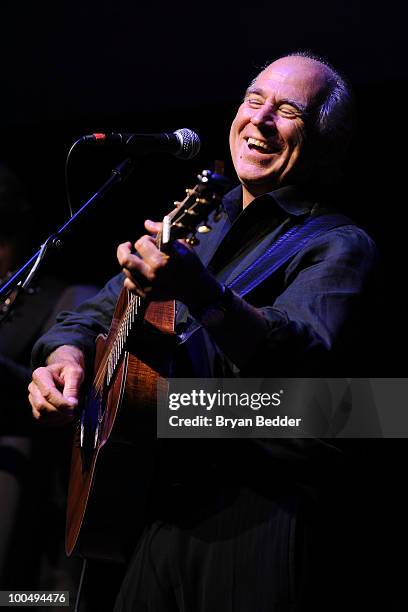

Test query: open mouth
[246,137,279,154]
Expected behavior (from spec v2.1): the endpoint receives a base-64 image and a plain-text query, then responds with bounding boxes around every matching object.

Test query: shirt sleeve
[244,224,379,374]
[222,224,378,482]
[31,272,124,369]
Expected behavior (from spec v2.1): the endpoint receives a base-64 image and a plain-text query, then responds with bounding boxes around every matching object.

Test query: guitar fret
[104,291,143,389]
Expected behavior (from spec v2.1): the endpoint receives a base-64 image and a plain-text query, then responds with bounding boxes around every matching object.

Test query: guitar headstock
[160,169,232,249]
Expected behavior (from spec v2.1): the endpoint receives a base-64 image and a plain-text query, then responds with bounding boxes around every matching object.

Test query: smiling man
[29,53,378,611]
[230,55,339,203]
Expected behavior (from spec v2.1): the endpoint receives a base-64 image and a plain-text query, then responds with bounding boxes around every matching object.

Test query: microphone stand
[0,156,135,324]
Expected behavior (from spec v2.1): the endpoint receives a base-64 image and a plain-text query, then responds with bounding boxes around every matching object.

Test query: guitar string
[93,293,140,394]
[93,295,134,393]
[98,293,139,390]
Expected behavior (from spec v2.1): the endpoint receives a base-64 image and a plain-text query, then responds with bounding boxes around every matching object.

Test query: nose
[250,104,277,132]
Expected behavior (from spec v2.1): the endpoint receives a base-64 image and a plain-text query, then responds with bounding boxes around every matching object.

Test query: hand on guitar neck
[117,219,224,309]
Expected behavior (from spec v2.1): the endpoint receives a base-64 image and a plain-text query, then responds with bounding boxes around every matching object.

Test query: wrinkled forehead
[251,57,331,108]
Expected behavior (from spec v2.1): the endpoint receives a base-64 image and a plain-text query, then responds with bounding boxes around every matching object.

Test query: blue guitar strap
[178,213,353,345]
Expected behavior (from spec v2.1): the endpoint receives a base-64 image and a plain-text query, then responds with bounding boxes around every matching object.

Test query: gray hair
[289,51,354,152]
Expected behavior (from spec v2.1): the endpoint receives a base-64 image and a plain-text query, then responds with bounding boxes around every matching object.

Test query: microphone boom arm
[0,156,135,323]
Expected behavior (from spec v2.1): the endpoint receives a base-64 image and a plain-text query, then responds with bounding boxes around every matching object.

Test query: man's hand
[28,345,85,426]
[117,220,223,308]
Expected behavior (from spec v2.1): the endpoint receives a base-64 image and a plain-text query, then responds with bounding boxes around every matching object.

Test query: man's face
[229,56,330,203]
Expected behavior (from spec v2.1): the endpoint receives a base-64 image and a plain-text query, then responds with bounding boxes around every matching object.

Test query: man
[29,53,378,610]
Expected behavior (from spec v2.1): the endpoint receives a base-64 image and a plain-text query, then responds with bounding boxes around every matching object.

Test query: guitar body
[66,288,175,562]
[65,169,230,562]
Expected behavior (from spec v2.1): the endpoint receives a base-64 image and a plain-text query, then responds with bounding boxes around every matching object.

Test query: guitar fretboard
[94,292,142,393]
[107,292,142,386]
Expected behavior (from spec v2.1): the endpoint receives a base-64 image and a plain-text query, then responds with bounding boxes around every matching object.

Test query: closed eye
[278,105,302,118]
[277,99,306,118]
[245,95,264,108]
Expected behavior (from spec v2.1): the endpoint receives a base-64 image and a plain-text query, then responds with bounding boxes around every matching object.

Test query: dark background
[1,0,406,293]
[0,1,407,607]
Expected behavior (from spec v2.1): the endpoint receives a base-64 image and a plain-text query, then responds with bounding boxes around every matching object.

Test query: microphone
[78,128,200,160]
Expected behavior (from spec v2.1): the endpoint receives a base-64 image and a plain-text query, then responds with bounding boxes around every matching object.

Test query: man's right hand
[28,345,85,426]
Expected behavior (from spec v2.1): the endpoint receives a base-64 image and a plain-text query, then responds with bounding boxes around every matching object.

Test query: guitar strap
[178,212,353,345]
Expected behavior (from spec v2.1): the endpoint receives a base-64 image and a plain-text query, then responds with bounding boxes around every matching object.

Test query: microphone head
[174,128,201,159]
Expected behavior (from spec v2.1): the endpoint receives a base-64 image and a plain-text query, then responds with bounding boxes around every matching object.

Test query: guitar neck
[94,292,143,394]
[107,293,143,386]
[100,225,172,392]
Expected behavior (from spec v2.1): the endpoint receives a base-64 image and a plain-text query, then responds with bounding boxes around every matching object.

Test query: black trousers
[84,440,408,611]
[112,475,363,612]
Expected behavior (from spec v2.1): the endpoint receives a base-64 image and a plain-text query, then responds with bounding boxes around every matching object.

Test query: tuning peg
[174,200,182,207]
[186,208,199,216]
[196,198,210,205]
[197,171,210,183]
[185,188,194,195]
[197,224,212,233]
[186,235,199,246]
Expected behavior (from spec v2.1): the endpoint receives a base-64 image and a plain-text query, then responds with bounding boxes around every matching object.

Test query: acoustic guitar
[65,169,230,562]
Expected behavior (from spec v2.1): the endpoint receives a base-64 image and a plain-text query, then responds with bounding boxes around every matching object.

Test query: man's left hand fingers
[134,235,169,269]
[116,241,134,266]
[117,242,153,278]
[122,269,152,297]
[144,219,162,235]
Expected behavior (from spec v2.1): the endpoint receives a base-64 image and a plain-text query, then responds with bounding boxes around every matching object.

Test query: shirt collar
[222,184,316,222]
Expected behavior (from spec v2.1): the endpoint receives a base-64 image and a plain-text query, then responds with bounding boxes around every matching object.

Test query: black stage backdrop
[0,1,406,309]
[0,0,407,606]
